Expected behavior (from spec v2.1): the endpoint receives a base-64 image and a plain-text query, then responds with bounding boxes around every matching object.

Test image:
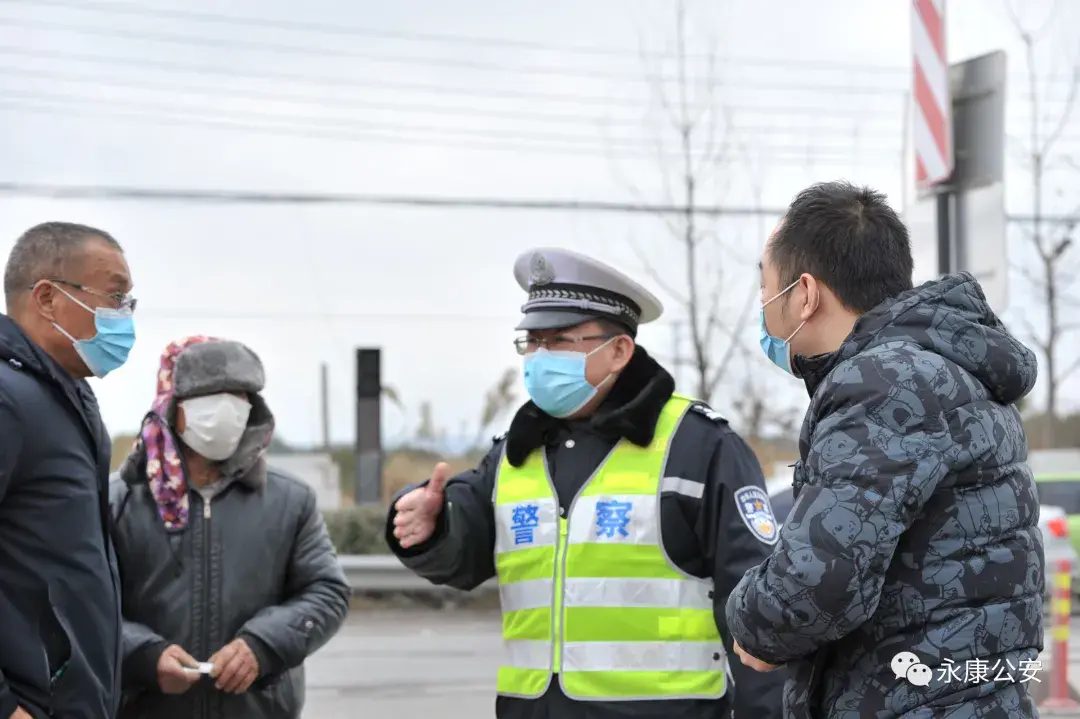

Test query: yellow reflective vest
[492,393,727,701]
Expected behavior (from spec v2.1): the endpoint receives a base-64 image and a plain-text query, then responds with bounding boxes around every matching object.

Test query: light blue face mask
[52,285,136,378]
[759,279,806,376]
[523,339,615,418]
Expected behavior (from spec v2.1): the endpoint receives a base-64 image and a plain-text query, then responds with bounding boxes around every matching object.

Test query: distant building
[267,453,342,511]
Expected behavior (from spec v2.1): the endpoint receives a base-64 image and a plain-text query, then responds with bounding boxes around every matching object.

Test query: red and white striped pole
[1040,558,1078,712]
[911,0,953,189]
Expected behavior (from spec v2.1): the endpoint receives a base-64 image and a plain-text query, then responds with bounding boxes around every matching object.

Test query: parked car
[1034,473,1080,555]
[1033,473,1080,599]
[1038,504,1079,586]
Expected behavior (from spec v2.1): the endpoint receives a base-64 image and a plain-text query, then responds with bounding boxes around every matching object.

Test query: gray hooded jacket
[726,272,1042,719]
[108,340,350,719]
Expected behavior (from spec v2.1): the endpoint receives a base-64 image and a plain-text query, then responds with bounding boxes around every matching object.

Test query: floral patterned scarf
[133,334,222,532]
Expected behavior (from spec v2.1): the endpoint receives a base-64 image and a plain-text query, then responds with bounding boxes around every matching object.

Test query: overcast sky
[0,0,1076,449]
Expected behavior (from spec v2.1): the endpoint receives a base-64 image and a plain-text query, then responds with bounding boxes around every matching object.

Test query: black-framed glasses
[513,333,613,356]
[36,278,138,311]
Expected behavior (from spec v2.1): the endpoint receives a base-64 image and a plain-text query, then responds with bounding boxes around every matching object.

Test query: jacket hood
[794,271,1038,405]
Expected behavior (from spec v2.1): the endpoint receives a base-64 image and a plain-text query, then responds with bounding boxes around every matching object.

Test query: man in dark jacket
[726,181,1043,718]
[387,247,786,719]
[109,336,350,719]
[0,222,135,719]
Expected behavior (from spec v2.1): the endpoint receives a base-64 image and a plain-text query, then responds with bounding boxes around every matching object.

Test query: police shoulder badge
[690,403,728,424]
[733,486,779,545]
[529,252,555,286]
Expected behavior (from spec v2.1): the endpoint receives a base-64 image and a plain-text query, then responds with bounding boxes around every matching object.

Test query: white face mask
[178,393,252,462]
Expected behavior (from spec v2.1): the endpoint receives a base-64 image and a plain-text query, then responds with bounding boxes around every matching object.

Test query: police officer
[386,247,785,719]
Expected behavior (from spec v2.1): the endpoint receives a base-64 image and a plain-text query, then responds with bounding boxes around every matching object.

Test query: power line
[0,181,1073,226]
[0,50,1065,153]
[0,96,903,163]
[8,70,1074,151]
[0,43,1069,127]
[1009,214,1080,225]
[0,182,793,215]
[0,44,909,116]
[7,0,1079,94]
[0,61,912,134]
[0,83,908,148]
[0,15,929,99]
[0,0,965,71]
[0,81,918,155]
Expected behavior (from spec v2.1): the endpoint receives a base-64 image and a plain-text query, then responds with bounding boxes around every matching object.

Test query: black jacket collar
[505,345,675,467]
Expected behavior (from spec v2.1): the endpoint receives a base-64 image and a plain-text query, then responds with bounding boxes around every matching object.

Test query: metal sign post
[354,348,383,505]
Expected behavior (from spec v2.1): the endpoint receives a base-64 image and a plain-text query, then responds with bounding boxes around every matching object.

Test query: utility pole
[319,362,330,450]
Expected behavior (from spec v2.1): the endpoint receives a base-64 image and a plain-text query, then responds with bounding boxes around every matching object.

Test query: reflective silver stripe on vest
[503,639,553,670]
[567,495,659,545]
[494,497,559,555]
[660,475,705,499]
[499,578,553,612]
[500,577,713,613]
[562,641,726,673]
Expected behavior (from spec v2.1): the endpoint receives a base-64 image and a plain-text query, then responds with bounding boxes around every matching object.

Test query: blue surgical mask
[759,279,805,376]
[523,339,615,418]
[52,285,136,378]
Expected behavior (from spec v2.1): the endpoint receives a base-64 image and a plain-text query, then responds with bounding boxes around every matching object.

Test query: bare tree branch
[705,278,758,397]
[1007,137,1035,167]
[381,385,404,410]
[472,368,519,447]
[1058,354,1080,386]
[1013,260,1046,288]
[701,278,726,349]
[628,235,689,305]
[1019,317,1050,355]
[1005,0,1080,447]
[1041,65,1080,158]
[1003,0,1024,42]
[613,0,746,402]
[620,173,681,238]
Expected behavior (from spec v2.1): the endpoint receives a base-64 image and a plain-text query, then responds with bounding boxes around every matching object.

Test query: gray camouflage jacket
[726,272,1043,719]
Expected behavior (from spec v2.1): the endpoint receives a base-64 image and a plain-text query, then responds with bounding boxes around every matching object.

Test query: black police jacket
[387,346,786,719]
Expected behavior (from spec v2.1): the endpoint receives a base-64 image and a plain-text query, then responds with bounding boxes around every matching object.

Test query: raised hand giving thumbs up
[392,462,451,548]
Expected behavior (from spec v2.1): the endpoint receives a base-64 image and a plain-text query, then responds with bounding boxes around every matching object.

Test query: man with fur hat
[108,336,349,719]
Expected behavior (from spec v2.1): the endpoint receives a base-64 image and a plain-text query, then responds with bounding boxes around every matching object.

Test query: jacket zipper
[201,494,213,719]
[552,517,569,673]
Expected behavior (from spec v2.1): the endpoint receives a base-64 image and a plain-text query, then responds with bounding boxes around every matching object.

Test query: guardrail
[339,555,496,592]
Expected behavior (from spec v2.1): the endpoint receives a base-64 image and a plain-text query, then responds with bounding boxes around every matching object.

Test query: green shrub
[323,505,391,555]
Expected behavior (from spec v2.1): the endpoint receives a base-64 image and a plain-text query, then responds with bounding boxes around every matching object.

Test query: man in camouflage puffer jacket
[727,181,1042,719]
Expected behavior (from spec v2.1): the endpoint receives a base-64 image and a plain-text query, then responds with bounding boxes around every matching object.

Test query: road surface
[303,609,1080,717]
[304,610,500,717]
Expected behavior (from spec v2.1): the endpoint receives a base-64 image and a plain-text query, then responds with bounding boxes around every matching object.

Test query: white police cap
[513,247,664,333]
